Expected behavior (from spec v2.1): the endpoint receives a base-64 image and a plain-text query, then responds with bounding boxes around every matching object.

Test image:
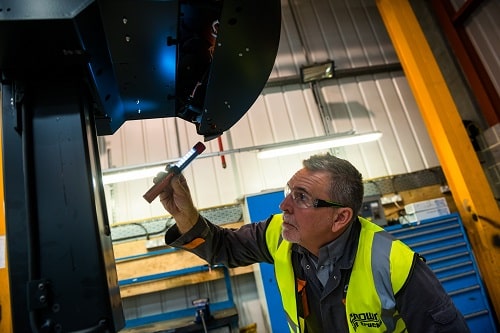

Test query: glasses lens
[285,185,314,208]
[284,184,291,198]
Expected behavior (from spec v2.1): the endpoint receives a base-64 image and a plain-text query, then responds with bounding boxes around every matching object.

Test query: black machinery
[0,1,280,332]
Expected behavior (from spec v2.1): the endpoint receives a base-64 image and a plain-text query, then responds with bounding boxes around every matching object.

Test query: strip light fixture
[101,131,382,184]
[256,131,382,159]
[102,165,167,185]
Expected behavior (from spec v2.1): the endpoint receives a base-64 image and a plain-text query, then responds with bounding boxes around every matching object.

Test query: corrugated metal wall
[457,0,500,96]
[100,0,439,224]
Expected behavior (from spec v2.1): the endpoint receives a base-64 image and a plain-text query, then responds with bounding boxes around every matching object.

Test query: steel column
[376,0,500,321]
[0,86,13,333]
[1,77,124,332]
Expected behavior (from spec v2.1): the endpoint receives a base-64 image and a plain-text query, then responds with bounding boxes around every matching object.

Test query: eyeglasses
[284,184,346,209]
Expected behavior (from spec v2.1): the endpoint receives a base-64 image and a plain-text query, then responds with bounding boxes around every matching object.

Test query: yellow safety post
[0,89,13,332]
[376,0,500,321]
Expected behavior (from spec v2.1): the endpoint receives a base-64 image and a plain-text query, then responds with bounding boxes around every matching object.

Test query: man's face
[279,168,340,253]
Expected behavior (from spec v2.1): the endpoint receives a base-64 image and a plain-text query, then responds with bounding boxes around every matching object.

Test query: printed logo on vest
[349,312,382,330]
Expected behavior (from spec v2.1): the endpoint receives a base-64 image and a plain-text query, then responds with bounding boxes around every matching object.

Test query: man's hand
[158,172,199,234]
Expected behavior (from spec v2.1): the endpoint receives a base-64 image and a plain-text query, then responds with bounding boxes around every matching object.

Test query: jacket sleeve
[164,214,274,267]
[396,256,471,332]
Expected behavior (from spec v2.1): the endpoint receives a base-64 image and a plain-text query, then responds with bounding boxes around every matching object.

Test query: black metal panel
[196,0,282,139]
[0,1,127,135]
[1,79,124,332]
[0,0,94,19]
[0,0,281,139]
[96,0,179,125]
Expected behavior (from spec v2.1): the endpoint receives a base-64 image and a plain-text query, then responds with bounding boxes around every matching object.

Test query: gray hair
[303,153,364,216]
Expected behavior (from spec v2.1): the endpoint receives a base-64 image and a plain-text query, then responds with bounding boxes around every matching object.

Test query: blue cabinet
[385,213,497,332]
[245,189,288,333]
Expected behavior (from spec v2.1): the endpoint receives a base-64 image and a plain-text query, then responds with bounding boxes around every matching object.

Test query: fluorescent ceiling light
[257,131,382,159]
[101,131,382,184]
[102,165,166,185]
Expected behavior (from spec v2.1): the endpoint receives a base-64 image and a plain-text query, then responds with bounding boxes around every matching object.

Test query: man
[159,153,469,332]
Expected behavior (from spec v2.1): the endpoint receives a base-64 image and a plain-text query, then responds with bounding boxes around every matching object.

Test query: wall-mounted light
[256,131,382,159]
[300,60,335,83]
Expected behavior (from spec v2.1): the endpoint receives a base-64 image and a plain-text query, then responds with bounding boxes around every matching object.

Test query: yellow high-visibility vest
[265,214,415,332]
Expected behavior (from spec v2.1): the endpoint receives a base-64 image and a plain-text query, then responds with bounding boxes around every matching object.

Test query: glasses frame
[313,198,346,208]
[285,184,346,209]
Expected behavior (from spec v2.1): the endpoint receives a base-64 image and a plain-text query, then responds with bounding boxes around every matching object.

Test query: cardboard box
[400,206,451,225]
[404,197,448,214]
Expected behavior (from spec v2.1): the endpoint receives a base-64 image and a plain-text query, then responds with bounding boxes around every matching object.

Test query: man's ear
[331,207,354,233]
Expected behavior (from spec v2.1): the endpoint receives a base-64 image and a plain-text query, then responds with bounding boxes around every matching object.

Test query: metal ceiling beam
[376,0,500,322]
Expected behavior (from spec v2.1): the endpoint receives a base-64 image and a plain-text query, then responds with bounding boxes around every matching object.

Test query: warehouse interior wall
[92,0,500,329]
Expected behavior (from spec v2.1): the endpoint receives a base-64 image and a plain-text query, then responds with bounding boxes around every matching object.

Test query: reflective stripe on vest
[266,215,300,333]
[265,214,415,333]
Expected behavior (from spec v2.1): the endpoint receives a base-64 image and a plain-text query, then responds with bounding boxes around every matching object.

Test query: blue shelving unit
[120,264,236,330]
[385,213,497,332]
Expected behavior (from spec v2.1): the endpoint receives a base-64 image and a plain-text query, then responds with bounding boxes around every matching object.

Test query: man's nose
[279,194,292,211]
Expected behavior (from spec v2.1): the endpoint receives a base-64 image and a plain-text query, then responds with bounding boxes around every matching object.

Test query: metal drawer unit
[385,213,497,332]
